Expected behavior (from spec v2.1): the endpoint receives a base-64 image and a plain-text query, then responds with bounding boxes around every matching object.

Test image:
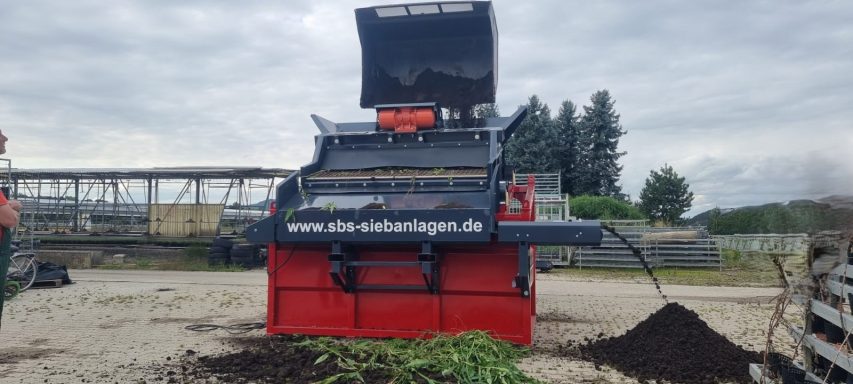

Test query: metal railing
[513,173,573,265]
[574,226,722,269]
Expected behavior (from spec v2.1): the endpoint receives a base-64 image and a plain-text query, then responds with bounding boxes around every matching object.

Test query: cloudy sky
[1,0,851,216]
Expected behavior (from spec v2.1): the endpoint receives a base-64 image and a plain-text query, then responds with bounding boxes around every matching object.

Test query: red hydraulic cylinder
[377,107,436,133]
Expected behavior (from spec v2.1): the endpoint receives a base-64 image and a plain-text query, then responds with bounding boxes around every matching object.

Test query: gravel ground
[0,270,793,384]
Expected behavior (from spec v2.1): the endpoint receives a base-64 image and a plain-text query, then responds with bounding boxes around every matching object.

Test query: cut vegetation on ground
[160,332,540,384]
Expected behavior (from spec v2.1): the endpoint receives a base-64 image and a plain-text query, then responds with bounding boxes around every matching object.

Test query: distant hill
[227,199,274,210]
[688,196,853,235]
[250,199,274,210]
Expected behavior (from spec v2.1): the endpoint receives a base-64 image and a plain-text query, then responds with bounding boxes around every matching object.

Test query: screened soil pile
[580,303,761,384]
[149,336,444,384]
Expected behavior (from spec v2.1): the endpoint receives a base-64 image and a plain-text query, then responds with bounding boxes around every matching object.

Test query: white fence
[574,227,721,269]
[714,234,811,254]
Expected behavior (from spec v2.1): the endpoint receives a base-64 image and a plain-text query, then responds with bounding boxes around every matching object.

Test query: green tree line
[488,92,694,224]
[503,91,627,199]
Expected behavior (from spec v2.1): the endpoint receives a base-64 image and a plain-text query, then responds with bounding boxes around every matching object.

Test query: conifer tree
[638,164,694,225]
[504,95,558,173]
[578,90,626,198]
[554,100,583,195]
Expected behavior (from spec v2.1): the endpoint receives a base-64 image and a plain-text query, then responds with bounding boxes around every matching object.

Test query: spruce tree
[504,95,558,173]
[638,164,695,226]
[554,100,583,196]
[578,90,626,198]
[445,103,499,128]
[474,103,500,118]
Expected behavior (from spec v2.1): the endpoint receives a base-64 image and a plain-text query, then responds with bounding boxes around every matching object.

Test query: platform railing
[573,226,721,269]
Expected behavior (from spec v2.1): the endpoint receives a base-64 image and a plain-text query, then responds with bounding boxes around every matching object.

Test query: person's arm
[8,200,22,212]
[0,197,19,228]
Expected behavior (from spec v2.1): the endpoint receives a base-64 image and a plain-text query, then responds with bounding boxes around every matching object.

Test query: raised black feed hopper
[356,2,497,109]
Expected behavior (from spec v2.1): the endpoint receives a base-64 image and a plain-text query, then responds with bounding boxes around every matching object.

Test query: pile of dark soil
[193,337,339,383]
[580,303,761,384]
[150,336,441,384]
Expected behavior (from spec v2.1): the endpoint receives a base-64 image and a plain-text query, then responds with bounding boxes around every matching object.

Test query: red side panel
[267,243,536,344]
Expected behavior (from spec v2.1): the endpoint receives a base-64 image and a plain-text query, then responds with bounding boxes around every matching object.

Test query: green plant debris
[283,207,295,223]
[321,201,337,214]
[295,330,541,384]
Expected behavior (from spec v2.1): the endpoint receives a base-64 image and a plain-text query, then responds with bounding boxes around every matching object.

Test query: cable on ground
[185,322,266,334]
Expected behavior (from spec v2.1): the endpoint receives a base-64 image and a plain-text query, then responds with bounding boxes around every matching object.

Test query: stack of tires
[230,244,260,268]
[208,237,234,266]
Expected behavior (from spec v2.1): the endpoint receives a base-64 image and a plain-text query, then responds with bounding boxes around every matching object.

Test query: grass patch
[34,235,219,247]
[557,250,785,287]
[185,244,209,259]
[295,331,540,384]
[95,252,245,272]
[154,257,245,272]
[135,258,153,268]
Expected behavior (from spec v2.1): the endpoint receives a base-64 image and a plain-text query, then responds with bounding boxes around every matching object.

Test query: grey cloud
[1,0,851,216]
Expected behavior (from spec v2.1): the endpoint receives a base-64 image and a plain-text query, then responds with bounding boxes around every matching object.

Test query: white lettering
[285,218,487,235]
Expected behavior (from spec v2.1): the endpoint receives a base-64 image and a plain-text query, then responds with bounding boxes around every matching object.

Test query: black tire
[230,245,254,258]
[230,250,252,258]
[209,246,229,255]
[231,256,254,266]
[535,260,554,272]
[212,237,234,249]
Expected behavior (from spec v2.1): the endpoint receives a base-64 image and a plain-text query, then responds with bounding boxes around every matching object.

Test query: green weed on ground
[296,331,541,384]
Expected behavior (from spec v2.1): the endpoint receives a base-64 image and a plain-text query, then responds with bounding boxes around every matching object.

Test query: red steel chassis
[266,178,538,344]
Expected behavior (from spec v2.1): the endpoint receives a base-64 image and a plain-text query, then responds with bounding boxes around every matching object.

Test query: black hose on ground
[185,322,266,334]
[185,245,293,336]
[600,223,668,303]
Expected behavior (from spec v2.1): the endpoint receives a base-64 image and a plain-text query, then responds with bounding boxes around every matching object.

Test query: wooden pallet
[30,279,64,289]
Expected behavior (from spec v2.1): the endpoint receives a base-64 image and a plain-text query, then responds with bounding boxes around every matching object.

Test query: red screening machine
[246,1,602,345]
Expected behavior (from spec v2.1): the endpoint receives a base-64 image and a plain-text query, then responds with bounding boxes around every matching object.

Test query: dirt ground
[0,270,794,384]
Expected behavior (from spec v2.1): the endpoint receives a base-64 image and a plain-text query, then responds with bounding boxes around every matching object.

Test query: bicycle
[6,241,37,292]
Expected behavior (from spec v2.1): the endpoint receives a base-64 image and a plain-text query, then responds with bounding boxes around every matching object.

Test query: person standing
[0,129,23,330]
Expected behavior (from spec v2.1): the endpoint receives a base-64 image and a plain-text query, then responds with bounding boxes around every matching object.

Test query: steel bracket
[515,241,531,297]
[328,241,440,294]
[418,241,440,294]
[328,241,357,293]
